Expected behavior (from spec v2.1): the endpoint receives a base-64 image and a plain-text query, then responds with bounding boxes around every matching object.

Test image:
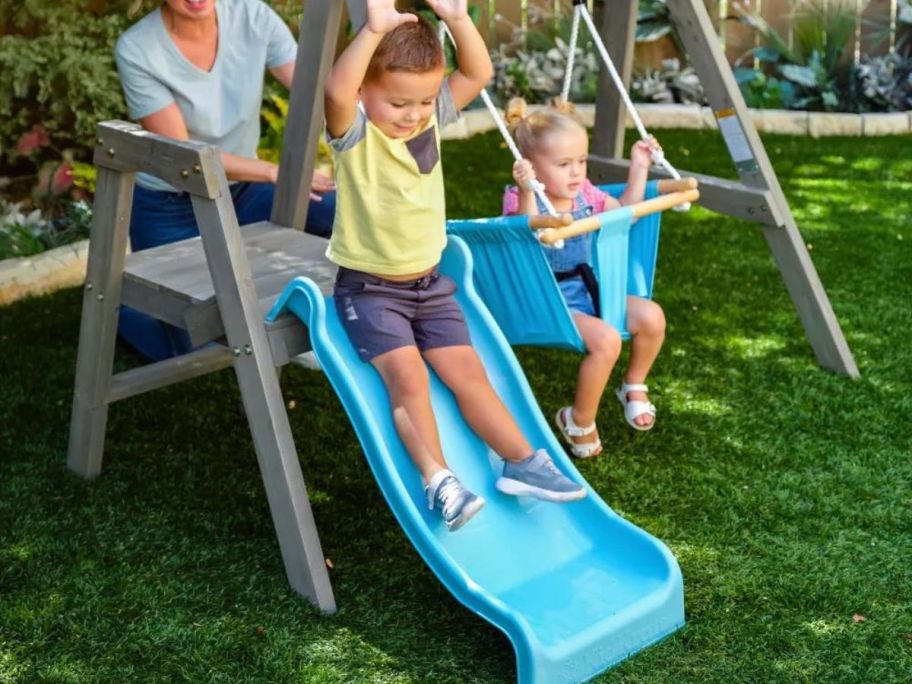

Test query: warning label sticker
[715,110,759,174]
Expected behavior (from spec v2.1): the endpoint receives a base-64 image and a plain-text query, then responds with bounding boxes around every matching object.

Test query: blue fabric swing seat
[446,181,663,353]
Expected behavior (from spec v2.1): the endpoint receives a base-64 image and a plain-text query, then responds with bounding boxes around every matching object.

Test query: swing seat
[446,181,662,352]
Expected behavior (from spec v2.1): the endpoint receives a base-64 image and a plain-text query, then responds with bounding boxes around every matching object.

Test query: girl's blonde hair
[504,97,585,158]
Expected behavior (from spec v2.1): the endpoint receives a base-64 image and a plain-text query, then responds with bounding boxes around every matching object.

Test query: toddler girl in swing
[502,98,667,457]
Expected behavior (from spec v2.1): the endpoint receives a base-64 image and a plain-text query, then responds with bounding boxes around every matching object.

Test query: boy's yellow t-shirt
[325,82,459,276]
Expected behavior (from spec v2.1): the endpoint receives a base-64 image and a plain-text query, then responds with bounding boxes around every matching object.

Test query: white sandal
[554,407,602,458]
[616,383,657,431]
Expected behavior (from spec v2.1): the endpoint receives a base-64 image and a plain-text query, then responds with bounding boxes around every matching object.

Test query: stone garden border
[2,105,909,305]
[0,240,90,306]
[441,104,912,140]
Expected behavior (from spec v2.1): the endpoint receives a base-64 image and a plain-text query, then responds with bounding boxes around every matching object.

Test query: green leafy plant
[850,52,912,112]
[731,0,857,110]
[258,91,333,174]
[0,198,91,260]
[733,68,786,109]
[631,58,706,105]
[0,5,130,165]
[488,5,598,105]
[637,0,685,56]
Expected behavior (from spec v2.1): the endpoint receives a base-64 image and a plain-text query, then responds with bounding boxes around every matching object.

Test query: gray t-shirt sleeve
[327,81,458,152]
[115,36,174,119]
[326,107,368,152]
[258,2,298,68]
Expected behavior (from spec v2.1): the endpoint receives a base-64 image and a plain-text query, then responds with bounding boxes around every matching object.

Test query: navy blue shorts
[333,266,471,362]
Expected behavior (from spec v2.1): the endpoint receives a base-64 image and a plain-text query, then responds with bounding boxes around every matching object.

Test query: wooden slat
[184,284,308,347]
[108,345,236,403]
[94,121,219,199]
[588,156,785,227]
[124,222,335,305]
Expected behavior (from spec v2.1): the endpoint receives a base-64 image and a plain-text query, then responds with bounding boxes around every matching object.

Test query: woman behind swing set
[502,97,667,457]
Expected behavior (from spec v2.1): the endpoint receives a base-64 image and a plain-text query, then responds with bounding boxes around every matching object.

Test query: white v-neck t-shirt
[115,0,297,191]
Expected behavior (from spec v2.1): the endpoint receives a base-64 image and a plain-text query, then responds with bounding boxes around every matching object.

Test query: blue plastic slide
[268,236,684,683]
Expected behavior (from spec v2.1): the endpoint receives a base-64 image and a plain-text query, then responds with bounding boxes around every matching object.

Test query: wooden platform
[121,221,337,365]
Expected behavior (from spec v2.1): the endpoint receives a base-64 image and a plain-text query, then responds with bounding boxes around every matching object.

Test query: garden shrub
[0,0,301,168]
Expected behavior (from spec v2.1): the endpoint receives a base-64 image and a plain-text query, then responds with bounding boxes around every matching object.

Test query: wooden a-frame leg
[665,0,859,377]
[67,168,135,478]
[193,151,335,612]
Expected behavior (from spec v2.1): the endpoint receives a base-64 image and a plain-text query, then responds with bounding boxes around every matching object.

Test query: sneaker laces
[434,477,462,517]
[536,450,562,476]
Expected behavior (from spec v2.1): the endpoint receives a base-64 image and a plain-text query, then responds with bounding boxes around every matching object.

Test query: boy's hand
[513,159,537,191]
[426,0,469,23]
[631,135,661,169]
[365,0,418,35]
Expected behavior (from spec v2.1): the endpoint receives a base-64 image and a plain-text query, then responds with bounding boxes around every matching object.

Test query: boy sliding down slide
[323,0,585,531]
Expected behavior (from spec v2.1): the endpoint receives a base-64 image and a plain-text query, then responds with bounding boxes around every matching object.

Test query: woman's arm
[269,60,295,90]
[140,102,278,183]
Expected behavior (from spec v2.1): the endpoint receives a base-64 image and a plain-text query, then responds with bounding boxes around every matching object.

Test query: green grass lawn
[2,129,911,682]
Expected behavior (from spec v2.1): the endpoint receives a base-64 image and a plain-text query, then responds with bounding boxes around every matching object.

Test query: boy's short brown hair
[365,15,445,82]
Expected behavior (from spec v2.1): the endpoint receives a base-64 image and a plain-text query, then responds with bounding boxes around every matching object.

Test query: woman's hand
[513,159,537,192]
[426,0,469,23]
[310,171,335,201]
[365,0,418,35]
[631,135,661,169]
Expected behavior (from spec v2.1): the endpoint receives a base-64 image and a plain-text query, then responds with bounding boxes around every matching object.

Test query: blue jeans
[119,182,335,361]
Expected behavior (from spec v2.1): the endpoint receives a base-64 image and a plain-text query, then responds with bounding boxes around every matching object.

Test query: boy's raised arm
[324,0,417,138]
[429,0,493,110]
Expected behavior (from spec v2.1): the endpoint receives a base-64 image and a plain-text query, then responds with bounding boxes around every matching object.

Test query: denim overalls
[538,193,599,317]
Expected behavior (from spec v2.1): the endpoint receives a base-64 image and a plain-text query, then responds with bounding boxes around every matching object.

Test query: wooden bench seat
[121,221,337,364]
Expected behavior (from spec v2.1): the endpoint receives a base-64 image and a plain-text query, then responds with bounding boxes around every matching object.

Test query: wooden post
[590,0,638,160]
[67,165,134,478]
[662,0,858,377]
[195,147,336,611]
[271,0,346,229]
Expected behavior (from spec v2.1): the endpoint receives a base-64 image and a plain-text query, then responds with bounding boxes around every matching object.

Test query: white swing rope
[560,4,582,104]
[440,21,566,247]
[570,3,691,211]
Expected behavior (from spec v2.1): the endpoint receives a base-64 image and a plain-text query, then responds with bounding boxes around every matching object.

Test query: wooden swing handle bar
[656,177,698,193]
[536,188,700,245]
[527,177,699,231]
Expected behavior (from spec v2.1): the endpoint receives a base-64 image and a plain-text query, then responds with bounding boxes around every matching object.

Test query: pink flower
[15,125,51,156]
[51,163,73,194]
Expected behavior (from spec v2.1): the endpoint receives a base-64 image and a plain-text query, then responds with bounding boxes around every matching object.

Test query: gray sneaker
[426,471,485,531]
[496,449,587,502]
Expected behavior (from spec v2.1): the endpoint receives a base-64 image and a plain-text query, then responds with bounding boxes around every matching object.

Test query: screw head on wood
[180,169,190,179]
[192,163,201,174]
[85,282,93,290]
[244,344,252,356]
[96,293,104,301]
[107,148,116,157]
[96,138,103,146]
[233,347,241,357]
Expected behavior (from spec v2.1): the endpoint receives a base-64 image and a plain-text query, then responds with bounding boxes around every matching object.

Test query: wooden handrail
[528,213,574,229]
[656,177,698,193]
[538,188,700,245]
